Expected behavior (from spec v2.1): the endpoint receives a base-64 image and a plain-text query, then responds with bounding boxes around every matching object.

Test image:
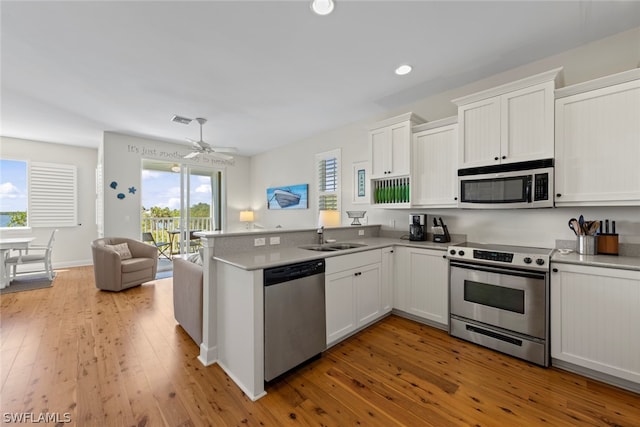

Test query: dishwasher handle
[264,259,325,286]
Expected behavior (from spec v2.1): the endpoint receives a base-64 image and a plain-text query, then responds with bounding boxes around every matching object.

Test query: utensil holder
[597,234,619,255]
[576,235,598,255]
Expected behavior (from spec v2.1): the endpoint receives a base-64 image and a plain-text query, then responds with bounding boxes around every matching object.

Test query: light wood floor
[1,266,639,426]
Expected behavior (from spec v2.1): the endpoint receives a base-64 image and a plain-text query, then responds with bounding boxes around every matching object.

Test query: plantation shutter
[317,150,340,211]
[29,162,78,227]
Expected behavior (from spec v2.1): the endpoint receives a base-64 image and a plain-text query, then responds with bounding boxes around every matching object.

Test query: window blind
[317,152,339,211]
[29,162,78,227]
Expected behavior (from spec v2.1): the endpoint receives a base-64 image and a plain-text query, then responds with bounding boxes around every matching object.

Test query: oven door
[449,261,547,339]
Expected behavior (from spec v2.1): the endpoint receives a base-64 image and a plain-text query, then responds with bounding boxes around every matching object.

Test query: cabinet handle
[454,197,458,201]
[494,156,499,161]
[552,268,558,273]
[390,250,394,253]
[354,272,362,276]
[556,193,562,198]
[502,155,506,160]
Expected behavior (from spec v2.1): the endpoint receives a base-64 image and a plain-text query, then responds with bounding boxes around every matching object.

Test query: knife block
[597,234,619,255]
[432,225,451,243]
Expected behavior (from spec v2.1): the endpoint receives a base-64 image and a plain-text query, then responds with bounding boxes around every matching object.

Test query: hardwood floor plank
[1,266,639,426]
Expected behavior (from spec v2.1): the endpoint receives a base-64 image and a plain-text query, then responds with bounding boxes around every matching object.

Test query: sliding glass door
[141,160,222,257]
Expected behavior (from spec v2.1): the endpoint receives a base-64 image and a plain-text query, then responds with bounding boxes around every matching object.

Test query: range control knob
[523,257,532,264]
[449,249,456,255]
[536,258,545,266]
[458,250,465,256]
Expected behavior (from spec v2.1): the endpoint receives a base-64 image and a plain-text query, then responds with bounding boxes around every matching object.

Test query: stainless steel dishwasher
[264,259,326,382]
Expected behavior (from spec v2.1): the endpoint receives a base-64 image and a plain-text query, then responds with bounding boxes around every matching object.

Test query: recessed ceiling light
[311,0,335,16]
[395,64,413,76]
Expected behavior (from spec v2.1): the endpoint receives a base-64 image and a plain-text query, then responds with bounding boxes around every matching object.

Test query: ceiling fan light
[170,164,181,173]
[311,0,334,16]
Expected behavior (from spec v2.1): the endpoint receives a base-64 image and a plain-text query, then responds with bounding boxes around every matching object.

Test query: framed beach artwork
[352,161,369,204]
[267,184,309,210]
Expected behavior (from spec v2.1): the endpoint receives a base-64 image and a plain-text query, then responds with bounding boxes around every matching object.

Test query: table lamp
[318,210,340,227]
[240,210,255,229]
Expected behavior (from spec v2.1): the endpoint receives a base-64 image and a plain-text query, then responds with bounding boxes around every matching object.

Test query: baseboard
[552,358,640,394]
[216,360,267,401]
[198,343,218,366]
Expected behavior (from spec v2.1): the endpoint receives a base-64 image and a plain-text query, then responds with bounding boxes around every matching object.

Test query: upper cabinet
[370,113,426,179]
[412,117,458,207]
[453,68,562,169]
[554,68,640,206]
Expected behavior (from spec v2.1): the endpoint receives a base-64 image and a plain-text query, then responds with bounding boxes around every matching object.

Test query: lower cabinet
[394,247,449,327]
[325,250,382,346]
[551,263,640,387]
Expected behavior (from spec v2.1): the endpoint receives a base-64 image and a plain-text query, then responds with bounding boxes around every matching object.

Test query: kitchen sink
[299,242,367,252]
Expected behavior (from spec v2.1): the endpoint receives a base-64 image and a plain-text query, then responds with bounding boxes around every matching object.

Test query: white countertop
[551,251,640,272]
[213,237,461,271]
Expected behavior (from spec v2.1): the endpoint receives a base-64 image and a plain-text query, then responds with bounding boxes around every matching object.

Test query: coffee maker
[409,214,427,241]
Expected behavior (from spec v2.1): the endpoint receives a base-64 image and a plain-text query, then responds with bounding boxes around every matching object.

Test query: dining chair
[5,229,58,280]
[142,232,171,259]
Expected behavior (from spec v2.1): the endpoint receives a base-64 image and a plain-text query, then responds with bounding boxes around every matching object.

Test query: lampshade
[318,210,340,227]
[239,210,255,222]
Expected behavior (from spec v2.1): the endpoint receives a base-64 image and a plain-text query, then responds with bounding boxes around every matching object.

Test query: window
[0,159,77,228]
[316,149,341,211]
[0,159,28,227]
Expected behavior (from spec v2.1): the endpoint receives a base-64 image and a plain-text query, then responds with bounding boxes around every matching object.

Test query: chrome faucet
[317,226,325,245]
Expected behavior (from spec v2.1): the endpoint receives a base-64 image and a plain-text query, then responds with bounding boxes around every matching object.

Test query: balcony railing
[142,217,212,254]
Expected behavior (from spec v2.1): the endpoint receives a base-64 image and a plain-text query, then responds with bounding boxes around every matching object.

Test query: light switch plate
[270,236,280,245]
[254,237,266,246]
[358,229,365,236]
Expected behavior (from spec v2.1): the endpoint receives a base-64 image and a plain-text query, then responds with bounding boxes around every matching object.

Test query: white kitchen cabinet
[394,247,449,327]
[554,69,640,206]
[412,118,458,207]
[325,249,382,346]
[550,262,640,387]
[380,247,394,314]
[370,112,426,179]
[454,68,561,169]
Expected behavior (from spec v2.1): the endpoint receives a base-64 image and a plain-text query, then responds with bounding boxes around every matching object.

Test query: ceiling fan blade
[210,146,237,153]
[209,152,234,161]
[184,151,200,159]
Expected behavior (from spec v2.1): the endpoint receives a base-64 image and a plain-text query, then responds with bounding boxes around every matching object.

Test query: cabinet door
[389,122,411,177]
[458,97,501,168]
[500,81,555,164]
[394,247,449,326]
[412,124,458,207]
[551,263,640,384]
[407,249,449,325]
[355,264,382,326]
[370,127,390,178]
[555,79,640,206]
[325,270,356,345]
[380,247,394,314]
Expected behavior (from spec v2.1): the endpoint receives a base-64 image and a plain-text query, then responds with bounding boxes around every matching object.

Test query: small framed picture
[352,161,369,204]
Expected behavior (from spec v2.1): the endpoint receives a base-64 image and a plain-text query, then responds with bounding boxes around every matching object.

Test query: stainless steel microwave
[458,159,554,209]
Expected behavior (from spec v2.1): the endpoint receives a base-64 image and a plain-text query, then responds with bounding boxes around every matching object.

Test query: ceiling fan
[183,117,237,160]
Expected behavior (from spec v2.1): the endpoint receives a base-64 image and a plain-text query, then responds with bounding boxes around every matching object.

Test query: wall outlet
[254,237,266,246]
[358,229,365,236]
[269,236,280,245]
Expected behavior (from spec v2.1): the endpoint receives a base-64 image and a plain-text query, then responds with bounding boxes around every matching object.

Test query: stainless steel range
[447,242,553,366]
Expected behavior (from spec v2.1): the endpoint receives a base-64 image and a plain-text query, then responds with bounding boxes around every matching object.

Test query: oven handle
[449,261,546,281]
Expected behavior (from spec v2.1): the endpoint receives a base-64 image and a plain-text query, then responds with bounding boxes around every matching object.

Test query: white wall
[250,27,640,248]
[102,132,252,238]
[1,136,98,267]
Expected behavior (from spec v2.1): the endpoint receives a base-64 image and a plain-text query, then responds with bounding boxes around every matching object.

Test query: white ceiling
[2,1,639,156]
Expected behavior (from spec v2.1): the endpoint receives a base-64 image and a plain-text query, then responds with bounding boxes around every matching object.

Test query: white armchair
[5,229,58,281]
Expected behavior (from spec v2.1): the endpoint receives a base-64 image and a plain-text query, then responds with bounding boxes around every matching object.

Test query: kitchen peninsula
[194,225,462,400]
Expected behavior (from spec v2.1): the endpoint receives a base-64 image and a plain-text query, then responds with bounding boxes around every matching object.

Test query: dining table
[0,236,35,288]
